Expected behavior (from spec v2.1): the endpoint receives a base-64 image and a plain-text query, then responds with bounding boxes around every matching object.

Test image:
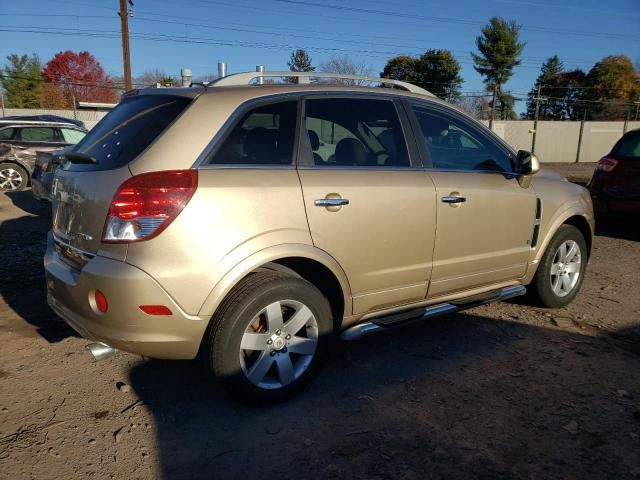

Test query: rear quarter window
[69,94,192,171]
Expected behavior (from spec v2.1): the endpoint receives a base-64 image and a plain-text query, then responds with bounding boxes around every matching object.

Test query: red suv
[589,128,640,218]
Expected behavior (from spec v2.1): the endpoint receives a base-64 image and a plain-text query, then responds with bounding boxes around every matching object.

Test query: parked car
[0,118,87,192]
[588,128,640,218]
[0,114,85,129]
[45,72,594,404]
[32,147,71,201]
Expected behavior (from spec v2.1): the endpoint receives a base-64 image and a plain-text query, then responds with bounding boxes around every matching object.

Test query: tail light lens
[103,170,197,243]
[596,157,619,172]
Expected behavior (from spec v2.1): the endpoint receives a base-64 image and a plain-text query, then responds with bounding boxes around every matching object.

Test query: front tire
[529,225,587,308]
[203,271,333,405]
[0,163,28,192]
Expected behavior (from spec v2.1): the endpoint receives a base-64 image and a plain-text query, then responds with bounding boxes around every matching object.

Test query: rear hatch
[602,130,640,199]
[51,92,194,264]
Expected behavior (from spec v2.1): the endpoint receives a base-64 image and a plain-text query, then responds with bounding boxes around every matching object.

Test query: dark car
[0,115,85,129]
[0,120,87,192]
[588,128,640,219]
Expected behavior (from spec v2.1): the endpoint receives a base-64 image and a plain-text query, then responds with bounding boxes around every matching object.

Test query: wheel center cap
[272,336,285,351]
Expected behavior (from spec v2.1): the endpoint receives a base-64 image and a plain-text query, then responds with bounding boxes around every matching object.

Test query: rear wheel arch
[262,258,346,333]
[197,246,352,330]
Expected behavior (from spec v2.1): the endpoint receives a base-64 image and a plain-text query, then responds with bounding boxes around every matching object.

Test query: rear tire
[0,163,28,192]
[529,225,587,308]
[203,271,333,405]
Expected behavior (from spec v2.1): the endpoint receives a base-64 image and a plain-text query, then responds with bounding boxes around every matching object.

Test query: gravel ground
[1,165,639,480]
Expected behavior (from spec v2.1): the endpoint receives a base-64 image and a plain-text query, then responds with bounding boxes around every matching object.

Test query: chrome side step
[340,285,526,341]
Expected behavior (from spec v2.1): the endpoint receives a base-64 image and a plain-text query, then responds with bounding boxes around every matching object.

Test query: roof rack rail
[208,71,434,97]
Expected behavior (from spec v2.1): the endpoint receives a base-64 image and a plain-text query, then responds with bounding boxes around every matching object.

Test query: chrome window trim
[192,90,443,170]
[197,164,296,170]
[297,165,417,172]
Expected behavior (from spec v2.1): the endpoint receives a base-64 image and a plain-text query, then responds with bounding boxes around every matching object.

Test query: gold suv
[45,72,594,403]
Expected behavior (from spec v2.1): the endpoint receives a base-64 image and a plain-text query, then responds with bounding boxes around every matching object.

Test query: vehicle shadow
[595,217,640,242]
[128,312,640,480]
[0,191,77,342]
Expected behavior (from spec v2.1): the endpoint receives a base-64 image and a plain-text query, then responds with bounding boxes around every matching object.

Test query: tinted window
[0,127,15,140]
[208,101,297,166]
[61,128,86,144]
[20,127,57,142]
[612,131,640,159]
[72,94,191,171]
[304,98,409,167]
[412,105,513,172]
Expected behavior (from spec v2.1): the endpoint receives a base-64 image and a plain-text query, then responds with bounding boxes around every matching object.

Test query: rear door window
[70,94,192,171]
[19,127,58,143]
[303,98,410,167]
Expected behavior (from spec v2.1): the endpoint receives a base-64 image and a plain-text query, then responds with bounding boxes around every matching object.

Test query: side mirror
[515,150,540,187]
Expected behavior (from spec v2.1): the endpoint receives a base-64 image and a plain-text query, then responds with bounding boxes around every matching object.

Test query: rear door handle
[315,198,349,207]
[441,196,466,204]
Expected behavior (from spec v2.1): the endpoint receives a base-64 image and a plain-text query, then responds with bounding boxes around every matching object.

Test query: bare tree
[318,55,373,85]
[134,69,175,87]
[452,96,490,120]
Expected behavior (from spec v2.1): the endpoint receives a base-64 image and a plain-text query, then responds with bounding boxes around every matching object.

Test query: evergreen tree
[288,49,315,72]
[381,49,463,101]
[471,17,525,123]
[0,53,43,108]
[525,55,563,120]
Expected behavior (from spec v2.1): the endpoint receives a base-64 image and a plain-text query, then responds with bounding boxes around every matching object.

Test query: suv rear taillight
[102,170,197,243]
[596,157,619,172]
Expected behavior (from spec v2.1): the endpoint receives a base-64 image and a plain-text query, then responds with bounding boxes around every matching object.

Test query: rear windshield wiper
[62,152,97,164]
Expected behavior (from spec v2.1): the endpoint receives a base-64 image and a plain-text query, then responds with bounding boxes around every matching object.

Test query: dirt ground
[1,163,639,480]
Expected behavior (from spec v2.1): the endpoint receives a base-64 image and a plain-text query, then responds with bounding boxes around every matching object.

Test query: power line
[273,0,640,41]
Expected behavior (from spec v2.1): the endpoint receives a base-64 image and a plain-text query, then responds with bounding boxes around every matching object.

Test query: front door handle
[315,198,349,207]
[441,196,466,204]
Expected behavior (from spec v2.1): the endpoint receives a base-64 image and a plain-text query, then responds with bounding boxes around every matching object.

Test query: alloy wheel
[550,239,582,297]
[239,300,319,389]
[0,167,24,191]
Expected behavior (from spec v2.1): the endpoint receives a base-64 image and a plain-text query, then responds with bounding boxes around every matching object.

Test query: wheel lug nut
[285,334,291,340]
[270,351,276,356]
[276,329,282,335]
[267,339,272,345]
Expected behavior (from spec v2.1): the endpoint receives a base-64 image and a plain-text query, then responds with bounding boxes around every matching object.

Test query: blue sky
[1,0,639,112]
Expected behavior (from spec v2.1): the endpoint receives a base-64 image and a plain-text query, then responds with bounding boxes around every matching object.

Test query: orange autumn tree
[42,51,117,107]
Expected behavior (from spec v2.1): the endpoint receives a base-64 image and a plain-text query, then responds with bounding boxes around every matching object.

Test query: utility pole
[119,0,133,91]
[634,101,640,121]
[489,84,497,130]
[531,84,548,154]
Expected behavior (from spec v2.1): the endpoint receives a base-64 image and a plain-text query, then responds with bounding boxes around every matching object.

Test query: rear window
[71,94,191,171]
[612,131,640,159]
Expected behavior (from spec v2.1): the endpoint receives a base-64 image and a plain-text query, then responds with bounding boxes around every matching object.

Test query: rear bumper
[44,233,209,359]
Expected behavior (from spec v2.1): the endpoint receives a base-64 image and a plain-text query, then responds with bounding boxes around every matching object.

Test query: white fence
[3,108,637,164]
[484,120,639,163]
